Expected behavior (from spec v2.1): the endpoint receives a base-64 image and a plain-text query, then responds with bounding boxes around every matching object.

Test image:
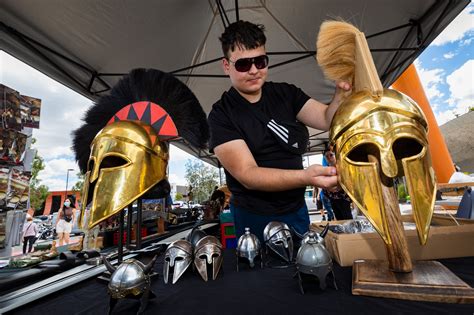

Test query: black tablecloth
[10,251,474,315]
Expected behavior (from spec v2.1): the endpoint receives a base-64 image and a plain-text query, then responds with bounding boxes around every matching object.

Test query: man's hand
[304,164,338,190]
[331,80,352,107]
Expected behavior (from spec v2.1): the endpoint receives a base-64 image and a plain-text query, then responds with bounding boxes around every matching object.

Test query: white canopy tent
[1,0,469,166]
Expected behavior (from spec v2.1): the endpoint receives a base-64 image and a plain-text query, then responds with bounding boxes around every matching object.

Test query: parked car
[171,201,185,210]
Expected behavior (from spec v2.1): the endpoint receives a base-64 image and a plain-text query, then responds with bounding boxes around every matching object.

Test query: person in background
[186,185,194,205]
[323,148,353,220]
[56,196,76,246]
[22,214,38,255]
[320,153,335,221]
[312,186,327,221]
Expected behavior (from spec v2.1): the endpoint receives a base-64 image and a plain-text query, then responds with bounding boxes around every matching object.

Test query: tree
[175,192,183,201]
[184,159,219,203]
[29,148,49,212]
[71,172,85,192]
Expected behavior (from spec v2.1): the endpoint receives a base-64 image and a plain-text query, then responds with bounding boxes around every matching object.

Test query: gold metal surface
[331,88,436,245]
[81,120,169,229]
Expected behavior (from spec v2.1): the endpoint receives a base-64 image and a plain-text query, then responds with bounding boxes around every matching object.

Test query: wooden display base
[352,259,474,303]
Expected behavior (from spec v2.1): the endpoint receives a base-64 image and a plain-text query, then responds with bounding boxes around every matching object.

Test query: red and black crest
[107,101,178,143]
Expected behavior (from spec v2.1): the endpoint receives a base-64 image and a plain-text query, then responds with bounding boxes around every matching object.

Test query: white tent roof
[1,0,469,166]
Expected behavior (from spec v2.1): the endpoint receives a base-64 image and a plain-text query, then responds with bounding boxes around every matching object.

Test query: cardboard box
[312,215,474,267]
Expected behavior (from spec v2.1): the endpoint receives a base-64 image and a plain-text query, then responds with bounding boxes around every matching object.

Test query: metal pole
[64,168,74,200]
[136,199,142,250]
[118,209,124,263]
[126,204,133,248]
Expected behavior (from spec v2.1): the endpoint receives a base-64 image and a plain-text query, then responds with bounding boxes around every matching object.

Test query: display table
[10,250,474,314]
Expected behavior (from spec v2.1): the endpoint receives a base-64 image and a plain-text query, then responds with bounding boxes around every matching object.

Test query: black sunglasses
[228,55,269,72]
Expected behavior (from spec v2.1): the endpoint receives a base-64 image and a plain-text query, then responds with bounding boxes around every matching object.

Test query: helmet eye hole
[175,257,184,261]
[211,253,220,258]
[100,155,128,169]
[199,254,207,260]
[393,138,423,159]
[274,240,283,245]
[347,143,379,162]
[165,257,170,262]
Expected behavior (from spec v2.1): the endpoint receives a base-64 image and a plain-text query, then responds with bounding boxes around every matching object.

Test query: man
[323,148,353,220]
[208,21,350,241]
[320,154,335,221]
[312,186,326,221]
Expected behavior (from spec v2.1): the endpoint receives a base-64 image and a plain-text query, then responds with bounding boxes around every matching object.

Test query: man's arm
[214,140,338,192]
[296,81,351,131]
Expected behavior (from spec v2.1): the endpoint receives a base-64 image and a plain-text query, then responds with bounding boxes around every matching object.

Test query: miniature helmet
[163,240,193,284]
[296,231,333,290]
[194,235,223,281]
[236,227,261,268]
[299,224,329,247]
[263,221,293,262]
[186,226,207,248]
[103,256,157,299]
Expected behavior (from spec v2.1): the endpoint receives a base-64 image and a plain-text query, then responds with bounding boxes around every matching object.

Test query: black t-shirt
[208,81,311,215]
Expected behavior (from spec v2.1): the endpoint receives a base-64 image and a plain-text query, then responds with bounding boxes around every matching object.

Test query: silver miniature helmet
[163,240,193,284]
[236,227,261,268]
[296,231,333,290]
[194,235,223,281]
[103,256,157,299]
[186,226,207,248]
[263,221,293,262]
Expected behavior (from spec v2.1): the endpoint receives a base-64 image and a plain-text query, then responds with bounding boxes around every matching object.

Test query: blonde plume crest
[316,21,361,85]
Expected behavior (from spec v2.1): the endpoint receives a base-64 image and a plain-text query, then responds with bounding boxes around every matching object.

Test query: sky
[0,3,473,191]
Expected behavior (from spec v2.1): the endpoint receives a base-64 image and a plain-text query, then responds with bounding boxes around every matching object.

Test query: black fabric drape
[10,251,474,315]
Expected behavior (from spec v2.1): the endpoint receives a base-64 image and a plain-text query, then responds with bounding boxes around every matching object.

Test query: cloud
[413,59,444,100]
[41,178,68,192]
[443,52,455,59]
[431,4,474,46]
[168,172,187,186]
[169,145,196,162]
[461,38,473,46]
[446,59,474,115]
[435,110,456,126]
[37,158,80,191]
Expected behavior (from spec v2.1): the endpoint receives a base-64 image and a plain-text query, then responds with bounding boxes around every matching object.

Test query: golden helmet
[330,89,436,245]
[73,69,209,229]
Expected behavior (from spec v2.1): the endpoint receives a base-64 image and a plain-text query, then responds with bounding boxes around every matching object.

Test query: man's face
[222,45,268,98]
[325,151,336,166]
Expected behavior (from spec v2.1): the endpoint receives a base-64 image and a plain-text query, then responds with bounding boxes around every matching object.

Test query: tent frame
[1,0,454,98]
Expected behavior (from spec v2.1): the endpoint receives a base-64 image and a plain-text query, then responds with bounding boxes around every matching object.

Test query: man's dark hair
[219,21,266,58]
